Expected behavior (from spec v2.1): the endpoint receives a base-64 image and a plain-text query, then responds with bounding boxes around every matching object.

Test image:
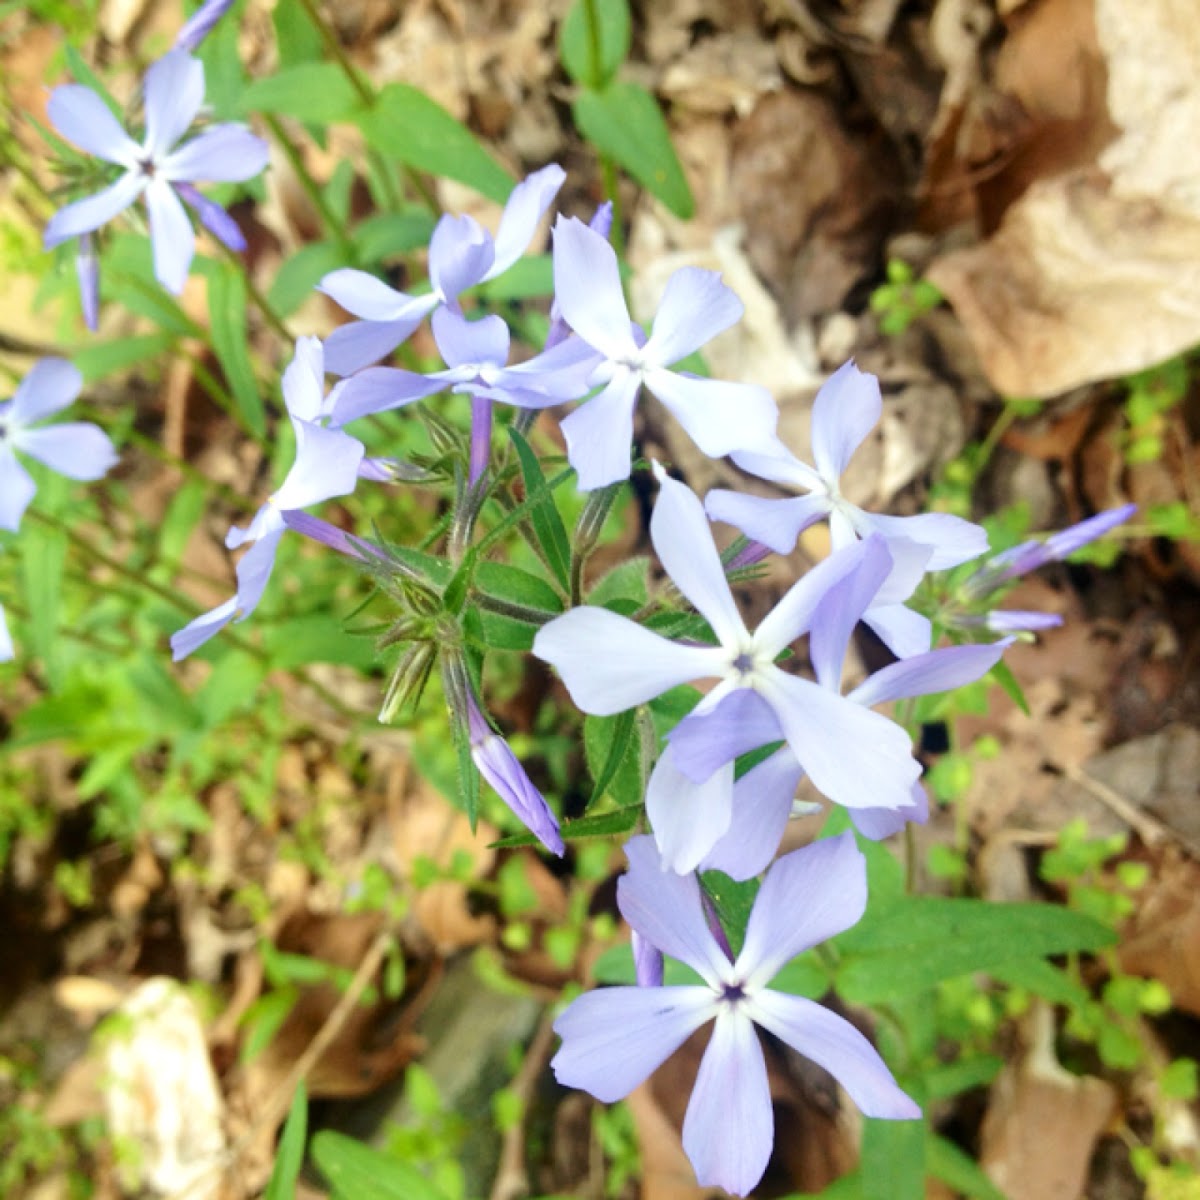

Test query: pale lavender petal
[737,834,866,985]
[143,50,205,156]
[702,749,801,881]
[704,489,829,555]
[863,603,932,659]
[281,336,326,423]
[849,640,1008,708]
[619,835,731,984]
[755,668,921,812]
[429,213,494,303]
[46,84,139,165]
[829,506,858,553]
[174,0,235,52]
[331,367,454,425]
[170,594,238,660]
[487,163,565,278]
[231,526,284,615]
[319,269,423,321]
[281,510,370,560]
[632,930,664,988]
[546,202,613,348]
[650,465,748,648]
[174,181,245,250]
[551,216,638,360]
[164,124,268,182]
[0,603,13,662]
[850,783,928,841]
[272,423,364,510]
[808,535,892,692]
[15,424,117,480]
[144,180,195,293]
[648,370,778,461]
[532,606,726,715]
[433,307,509,369]
[225,502,280,551]
[731,443,824,492]
[560,370,641,491]
[551,986,717,1102]
[746,991,920,1120]
[471,727,563,855]
[682,1010,773,1197]
[469,393,492,484]
[77,233,100,331]
[644,268,743,367]
[323,317,428,377]
[10,358,82,424]
[44,173,146,247]
[1044,503,1137,560]
[668,689,781,783]
[869,537,932,606]
[856,510,989,571]
[810,360,881,482]
[0,448,37,532]
[645,751,734,875]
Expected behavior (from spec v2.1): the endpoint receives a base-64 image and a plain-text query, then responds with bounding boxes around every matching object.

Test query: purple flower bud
[174,181,247,251]
[174,0,236,53]
[985,610,1064,633]
[726,538,772,570]
[469,393,493,485]
[76,233,100,331]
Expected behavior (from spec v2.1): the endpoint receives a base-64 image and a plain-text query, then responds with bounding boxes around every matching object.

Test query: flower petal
[331,367,454,425]
[737,833,866,984]
[855,510,989,570]
[143,50,205,156]
[43,173,146,247]
[487,163,565,278]
[704,489,829,555]
[644,267,743,367]
[428,213,494,303]
[272,423,364,511]
[862,603,932,659]
[648,370,778,460]
[746,990,920,1120]
[810,360,881,482]
[532,606,726,715]
[281,336,326,423]
[144,180,195,293]
[433,307,509,369]
[0,603,13,662]
[646,750,734,875]
[319,269,421,321]
[174,182,245,250]
[559,370,641,491]
[650,466,748,648]
[14,424,118,480]
[0,447,37,532]
[76,233,100,331]
[551,985,717,1103]
[701,749,801,881]
[472,731,563,856]
[163,123,268,182]
[232,526,284,616]
[323,317,428,377]
[668,688,781,783]
[850,782,928,841]
[682,1010,774,1197]
[10,359,83,425]
[46,84,138,165]
[848,640,1009,708]
[170,595,238,661]
[551,216,638,360]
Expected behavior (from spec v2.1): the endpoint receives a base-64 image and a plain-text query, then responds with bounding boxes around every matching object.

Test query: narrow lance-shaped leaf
[508,427,572,591]
[208,260,264,436]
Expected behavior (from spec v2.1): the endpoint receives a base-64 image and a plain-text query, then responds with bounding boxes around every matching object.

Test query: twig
[1060,762,1190,854]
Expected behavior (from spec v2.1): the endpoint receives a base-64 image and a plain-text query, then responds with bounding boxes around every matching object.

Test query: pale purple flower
[0,358,118,533]
[320,164,567,375]
[171,338,364,659]
[552,833,919,1196]
[550,217,779,490]
[174,0,236,52]
[706,360,988,570]
[0,599,12,663]
[76,232,100,331]
[466,690,563,856]
[533,466,921,871]
[545,201,613,351]
[44,50,268,295]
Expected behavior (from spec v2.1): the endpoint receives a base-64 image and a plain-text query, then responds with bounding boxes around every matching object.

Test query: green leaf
[273,0,325,66]
[590,943,705,987]
[240,63,362,124]
[194,3,245,118]
[261,616,377,671]
[490,804,640,848]
[587,555,649,609]
[267,240,344,317]
[357,83,513,204]
[196,651,266,728]
[352,211,438,263]
[927,1135,1007,1200]
[989,659,1029,716]
[584,710,641,809]
[475,254,554,301]
[572,82,694,219]
[923,1054,1003,1101]
[20,517,67,686]
[240,987,299,1062]
[861,1117,925,1200]
[63,44,121,117]
[763,952,830,1000]
[263,1083,308,1200]
[73,333,176,383]
[560,0,632,87]
[835,897,1117,1004]
[988,959,1089,1007]
[508,428,572,590]
[475,561,565,617]
[208,261,264,436]
[312,1131,447,1200]
[700,870,759,957]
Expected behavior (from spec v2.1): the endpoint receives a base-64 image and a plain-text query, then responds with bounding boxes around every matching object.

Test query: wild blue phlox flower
[174,0,237,52]
[552,832,919,1196]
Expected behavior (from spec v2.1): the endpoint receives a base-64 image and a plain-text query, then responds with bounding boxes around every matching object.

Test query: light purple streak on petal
[469,393,492,485]
[319,269,421,321]
[15,424,118,480]
[632,930,664,988]
[428,213,494,303]
[727,539,773,570]
[682,1009,773,1197]
[648,370,779,461]
[746,990,921,1120]
[174,0,236,52]
[704,489,829,555]
[163,124,268,182]
[650,465,748,648]
[645,750,734,875]
[551,216,638,360]
[863,603,932,659]
[856,510,989,571]
[986,610,1063,633]
[701,749,801,881]
[281,510,370,560]
[272,423,364,510]
[737,833,866,985]
[0,603,13,662]
[551,986,717,1103]
[1042,502,1138,562]
[560,370,641,491]
[433,307,509,369]
[618,835,732,985]
[323,317,427,377]
[809,535,893,692]
[170,594,238,660]
[849,640,1008,708]
[668,688,781,783]
[281,336,326,422]
[850,782,928,841]
[142,50,205,157]
[0,448,37,532]
[331,367,453,425]
[77,233,100,331]
[587,199,614,241]
[43,173,146,247]
[810,360,881,482]
[532,606,726,715]
[644,267,743,367]
[10,358,82,424]
[231,526,284,616]
[487,163,565,278]
[753,537,871,660]
[471,725,563,855]
[46,84,139,165]
[755,668,921,812]
[144,179,195,293]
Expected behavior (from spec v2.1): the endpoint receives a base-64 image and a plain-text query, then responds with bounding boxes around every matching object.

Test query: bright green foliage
[869,259,943,335]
